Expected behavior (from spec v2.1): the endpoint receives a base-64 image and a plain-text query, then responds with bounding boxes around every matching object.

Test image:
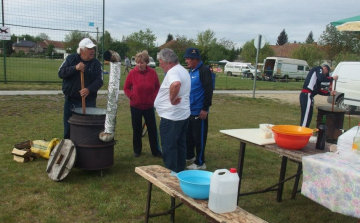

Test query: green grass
[0,93,358,223]
[0,57,304,91]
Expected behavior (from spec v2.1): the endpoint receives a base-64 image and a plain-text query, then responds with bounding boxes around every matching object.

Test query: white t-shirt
[154,64,190,121]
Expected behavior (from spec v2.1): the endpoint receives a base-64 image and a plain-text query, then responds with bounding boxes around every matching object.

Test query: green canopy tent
[330,15,360,31]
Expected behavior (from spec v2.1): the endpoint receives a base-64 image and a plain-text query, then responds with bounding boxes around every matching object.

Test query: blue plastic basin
[176,170,213,199]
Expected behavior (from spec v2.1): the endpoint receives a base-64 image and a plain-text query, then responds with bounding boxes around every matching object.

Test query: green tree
[276,29,288,45]
[99,30,113,52]
[305,31,314,44]
[166,34,174,43]
[125,28,156,57]
[64,30,91,53]
[334,52,360,67]
[241,39,275,64]
[168,34,195,64]
[319,24,360,64]
[196,29,217,63]
[35,33,50,41]
[291,44,324,67]
[109,40,129,58]
[46,44,55,56]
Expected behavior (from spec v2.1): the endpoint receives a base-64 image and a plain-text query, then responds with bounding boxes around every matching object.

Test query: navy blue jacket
[58,53,103,102]
[302,66,333,97]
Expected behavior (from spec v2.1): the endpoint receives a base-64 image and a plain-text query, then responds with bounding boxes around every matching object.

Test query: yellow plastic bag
[30,138,61,159]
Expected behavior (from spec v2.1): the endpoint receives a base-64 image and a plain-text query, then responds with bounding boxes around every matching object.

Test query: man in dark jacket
[184,47,214,170]
[300,64,337,127]
[58,38,103,139]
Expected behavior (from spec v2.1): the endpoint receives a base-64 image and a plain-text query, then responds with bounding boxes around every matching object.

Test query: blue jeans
[159,117,189,173]
[63,99,96,139]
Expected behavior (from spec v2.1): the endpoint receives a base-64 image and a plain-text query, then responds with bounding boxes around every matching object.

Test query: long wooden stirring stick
[80,71,86,114]
[331,80,337,111]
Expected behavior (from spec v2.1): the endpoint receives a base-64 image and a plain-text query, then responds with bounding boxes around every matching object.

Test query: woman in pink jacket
[124,51,162,157]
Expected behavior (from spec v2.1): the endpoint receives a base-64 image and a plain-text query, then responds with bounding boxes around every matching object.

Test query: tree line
[2,27,360,67]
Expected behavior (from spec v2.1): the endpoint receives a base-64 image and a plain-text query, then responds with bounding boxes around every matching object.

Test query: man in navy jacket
[58,38,103,139]
[300,64,337,127]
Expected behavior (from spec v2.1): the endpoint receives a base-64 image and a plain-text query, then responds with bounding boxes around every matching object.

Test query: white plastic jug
[208,168,239,214]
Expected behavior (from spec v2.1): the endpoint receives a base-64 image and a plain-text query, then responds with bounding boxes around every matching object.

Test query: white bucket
[208,168,239,214]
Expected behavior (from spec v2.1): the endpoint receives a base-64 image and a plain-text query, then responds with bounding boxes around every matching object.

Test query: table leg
[277,156,288,202]
[145,182,153,223]
[237,141,246,204]
[170,197,175,222]
[291,162,302,199]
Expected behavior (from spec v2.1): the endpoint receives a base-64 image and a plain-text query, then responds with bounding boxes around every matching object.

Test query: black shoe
[134,153,140,157]
[153,153,162,158]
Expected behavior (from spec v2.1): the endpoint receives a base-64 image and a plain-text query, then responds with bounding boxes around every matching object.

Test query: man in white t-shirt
[154,48,190,173]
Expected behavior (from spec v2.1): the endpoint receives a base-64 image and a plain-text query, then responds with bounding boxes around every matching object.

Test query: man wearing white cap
[58,38,103,139]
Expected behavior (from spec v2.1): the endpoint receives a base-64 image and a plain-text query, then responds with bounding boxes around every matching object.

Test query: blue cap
[183,47,201,59]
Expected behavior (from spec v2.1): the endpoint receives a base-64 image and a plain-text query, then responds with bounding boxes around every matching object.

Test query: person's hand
[171,96,181,105]
[76,62,85,72]
[330,91,337,96]
[79,88,90,98]
[199,110,208,120]
[332,75,338,81]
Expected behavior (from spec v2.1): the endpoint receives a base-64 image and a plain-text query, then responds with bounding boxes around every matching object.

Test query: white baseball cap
[79,38,96,48]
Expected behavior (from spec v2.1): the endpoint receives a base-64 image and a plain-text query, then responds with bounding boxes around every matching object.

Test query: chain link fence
[0,0,104,82]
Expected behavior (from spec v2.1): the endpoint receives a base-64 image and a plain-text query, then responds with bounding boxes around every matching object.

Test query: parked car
[148,57,156,68]
[224,62,261,79]
[327,61,360,113]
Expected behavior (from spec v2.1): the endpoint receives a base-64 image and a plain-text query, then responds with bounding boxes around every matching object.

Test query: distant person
[208,65,216,89]
[123,55,131,75]
[58,38,103,139]
[265,65,273,81]
[300,64,338,127]
[124,50,162,158]
[154,48,191,173]
[184,47,214,170]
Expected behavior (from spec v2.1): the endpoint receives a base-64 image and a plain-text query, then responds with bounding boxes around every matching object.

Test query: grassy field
[0,57,305,91]
[0,93,358,223]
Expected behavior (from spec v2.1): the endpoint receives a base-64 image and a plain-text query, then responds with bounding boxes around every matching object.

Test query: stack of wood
[11,140,39,163]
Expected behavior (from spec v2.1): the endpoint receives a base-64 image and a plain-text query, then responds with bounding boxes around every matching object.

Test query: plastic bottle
[316,116,327,150]
[208,168,239,214]
[351,123,360,163]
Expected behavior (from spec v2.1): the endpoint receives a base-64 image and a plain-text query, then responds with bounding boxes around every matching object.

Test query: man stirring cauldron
[58,38,103,139]
[299,64,338,127]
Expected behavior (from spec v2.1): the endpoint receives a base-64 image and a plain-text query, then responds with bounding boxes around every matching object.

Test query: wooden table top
[135,165,268,223]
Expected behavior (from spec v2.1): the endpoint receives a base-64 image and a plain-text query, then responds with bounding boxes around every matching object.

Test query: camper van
[327,61,360,113]
[263,57,309,80]
[224,62,261,78]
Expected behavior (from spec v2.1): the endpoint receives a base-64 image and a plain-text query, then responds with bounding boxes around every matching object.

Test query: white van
[224,62,261,78]
[263,57,309,80]
[131,56,136,67]
[148,57,156,68]
[327,61,360,113]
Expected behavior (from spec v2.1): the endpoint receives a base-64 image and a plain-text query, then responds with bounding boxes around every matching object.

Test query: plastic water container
[208,168,239,214]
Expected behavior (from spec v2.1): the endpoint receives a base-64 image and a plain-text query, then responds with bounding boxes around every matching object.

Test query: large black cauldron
[68,107,115,170]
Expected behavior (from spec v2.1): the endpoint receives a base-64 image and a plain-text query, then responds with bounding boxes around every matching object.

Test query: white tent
[218,60,229,63]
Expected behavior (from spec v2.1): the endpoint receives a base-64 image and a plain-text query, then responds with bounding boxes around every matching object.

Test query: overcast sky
[104,0,359,48]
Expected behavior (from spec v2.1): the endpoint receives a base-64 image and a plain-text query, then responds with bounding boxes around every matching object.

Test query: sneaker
[186,157,195,162]
[187,163,206,170]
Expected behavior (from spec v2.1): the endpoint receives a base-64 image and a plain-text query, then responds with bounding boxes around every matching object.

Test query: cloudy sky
[104,0,359,48]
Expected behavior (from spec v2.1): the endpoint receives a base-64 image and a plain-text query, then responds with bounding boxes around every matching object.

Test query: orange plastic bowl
[271,125,313,150]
